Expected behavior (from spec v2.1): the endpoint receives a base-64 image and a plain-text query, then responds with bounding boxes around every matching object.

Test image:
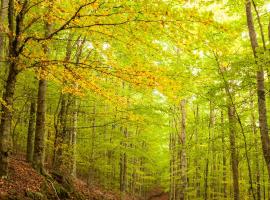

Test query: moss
[54,182,70,199]
[25,191,45,200]
[72,191,85,200]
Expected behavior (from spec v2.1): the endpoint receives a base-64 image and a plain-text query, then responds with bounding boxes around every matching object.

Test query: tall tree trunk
[120,127,128,199]
[0,0,8,71]
[32,22,51,174]
[88,102,96,183]
[53,33,77,174]
[249,90,261,200]
[169,123,176,200]
[179,99,187,200]
[194,105,200,198]
[70,36,85,178]
[221,111,227,198]
[246,0,270,179]
[227,105,240,200]
[26,99,36,162]
[204,100,213,200]
[169,129,173,200]
[32,78,47,173]
[0,63,17,178]
[0,0,21,178]
[71,96,77,177]
[173,131,176,200]
[216,53,255,199]
[53,94,68,172]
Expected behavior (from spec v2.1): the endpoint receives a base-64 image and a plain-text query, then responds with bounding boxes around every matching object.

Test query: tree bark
[0,62,17,178]
[221,111,227,198]
[120,127,128,199]
[179,99,187,200]
[204,100,213,200]
[26,99,36,162]
[227,105,240,200]
[32,21,51,174]
[250,91,261,200]
[0,0,8,70]
[53,94,68,172]
[32,78,47,173]
[246,0,270,179]
[0,0,21,178]
[71,95,77,177]
[194,105,200,198]
[169,123,176,200]
[88,102,96,183]
[69,37,84,177]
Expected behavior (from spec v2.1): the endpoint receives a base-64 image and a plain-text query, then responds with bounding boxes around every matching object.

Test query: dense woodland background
[1,0,270,199]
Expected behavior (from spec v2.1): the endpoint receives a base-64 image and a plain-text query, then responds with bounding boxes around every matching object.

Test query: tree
[245,0,270,179]
[26,99,36,162]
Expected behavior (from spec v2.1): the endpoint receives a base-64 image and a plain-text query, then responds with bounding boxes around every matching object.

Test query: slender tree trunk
[218,63,245,199]
[211,110,217,200]
[70,36,85,178]
[71,95,78,177]
[221,111,227,198]
[194,105,200,198]
[169,129,173,200]
[120,127,128,199]
[173,131,176,200]
[204,159,209,200]
[123,145,127,193]
[246,0,270,179]
[204,100,213,200]
[26,99,36,162]
[216,54,256,199]
[108,114,115,188]
[170,125,176,200]
[250,90,261,200]
[0,0,8,71]
[227,105,240,200]
[257,68,270,177]
[179,100,187,200]
[88,102,96,183]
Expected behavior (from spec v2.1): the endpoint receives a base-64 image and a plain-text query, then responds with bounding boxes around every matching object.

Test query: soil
[0,155,167,200]
[0,156,121,200]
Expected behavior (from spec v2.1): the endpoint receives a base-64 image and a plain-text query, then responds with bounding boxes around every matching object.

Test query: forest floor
[0,155,137,200]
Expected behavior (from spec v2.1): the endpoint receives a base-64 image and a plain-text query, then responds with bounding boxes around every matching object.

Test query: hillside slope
[0,156,122,200]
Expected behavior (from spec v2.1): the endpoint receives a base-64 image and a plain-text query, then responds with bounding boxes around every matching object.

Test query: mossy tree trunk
[26,99,36,162]
[0,0,27,178]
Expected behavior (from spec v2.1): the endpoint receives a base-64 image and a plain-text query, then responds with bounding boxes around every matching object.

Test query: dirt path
[146,187,169,200]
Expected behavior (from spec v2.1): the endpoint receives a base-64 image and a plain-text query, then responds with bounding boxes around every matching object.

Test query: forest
[1,0,270,200]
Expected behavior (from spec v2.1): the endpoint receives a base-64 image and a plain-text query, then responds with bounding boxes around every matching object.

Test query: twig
[47,179,60,200]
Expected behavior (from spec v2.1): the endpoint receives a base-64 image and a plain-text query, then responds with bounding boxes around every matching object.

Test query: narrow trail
[146,188,169,200]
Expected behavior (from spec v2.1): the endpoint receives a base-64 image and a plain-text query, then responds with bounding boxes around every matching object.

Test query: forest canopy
[1,0,270,200]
